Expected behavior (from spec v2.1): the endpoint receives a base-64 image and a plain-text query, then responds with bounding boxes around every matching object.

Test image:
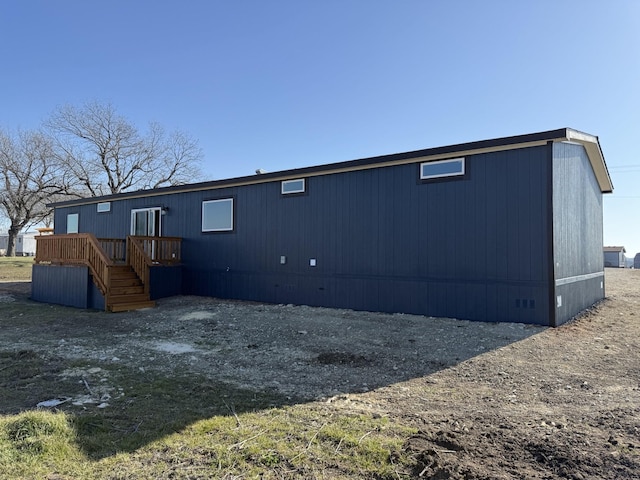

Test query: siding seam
[555,271,604,286]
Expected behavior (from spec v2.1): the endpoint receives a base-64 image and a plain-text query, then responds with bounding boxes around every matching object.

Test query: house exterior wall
[149,265,183,300]
[31,262,172,309]
[54,145,553,324]
[0,233,37,255]
[31,264,104,309]
[16,234,37,255]
[552,142,605,326]
[603,251,624,268]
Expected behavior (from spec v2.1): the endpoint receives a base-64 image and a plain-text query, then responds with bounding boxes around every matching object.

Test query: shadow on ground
[0,281,543,459]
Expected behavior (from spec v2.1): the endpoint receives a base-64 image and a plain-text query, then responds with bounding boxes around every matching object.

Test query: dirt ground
[0,268,639,479]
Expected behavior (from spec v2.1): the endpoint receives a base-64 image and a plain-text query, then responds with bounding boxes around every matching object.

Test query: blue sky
[1,1,639,256]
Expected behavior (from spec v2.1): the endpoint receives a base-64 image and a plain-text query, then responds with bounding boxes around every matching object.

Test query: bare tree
[0,129,73,256]
[46,102,203,196]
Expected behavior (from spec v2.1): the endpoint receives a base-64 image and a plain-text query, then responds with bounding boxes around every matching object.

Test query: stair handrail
[34,233,114,297]
[126,236,152,295]
[126,236,182,295]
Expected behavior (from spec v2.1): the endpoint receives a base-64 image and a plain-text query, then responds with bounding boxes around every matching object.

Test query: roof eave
[49,128,613,208]
[564,128,613,193]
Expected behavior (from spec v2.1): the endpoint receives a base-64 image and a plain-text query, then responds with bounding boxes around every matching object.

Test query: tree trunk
[6,226,19,257]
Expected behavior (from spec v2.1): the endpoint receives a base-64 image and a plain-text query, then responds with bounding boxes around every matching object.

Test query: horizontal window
[420,158,465,180]
[202,198,233,232]
[97,202,111,213]
[281,178,305,194]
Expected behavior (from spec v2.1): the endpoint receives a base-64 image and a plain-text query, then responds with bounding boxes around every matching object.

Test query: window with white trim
[420,158,465,180]
[97,202,111,213]
[202,198,234,232]
[281,178,305,194]
[67,213,79,234]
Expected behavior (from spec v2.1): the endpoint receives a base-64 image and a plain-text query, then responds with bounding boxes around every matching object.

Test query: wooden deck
[35,234,181,311]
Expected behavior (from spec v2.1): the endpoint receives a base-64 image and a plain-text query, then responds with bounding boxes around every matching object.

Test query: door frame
[130,207,163,237]
[130,207,163,260]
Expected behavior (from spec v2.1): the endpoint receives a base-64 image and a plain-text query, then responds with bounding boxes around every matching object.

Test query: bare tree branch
[46,101,203,196]
[0,128,73,256]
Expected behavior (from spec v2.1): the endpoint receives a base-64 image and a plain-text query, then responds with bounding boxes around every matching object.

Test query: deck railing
[126,236,182,295]
[99,238,127,263]
[35,233,113,296]
[35,234,182,300]
[128,236,182,264]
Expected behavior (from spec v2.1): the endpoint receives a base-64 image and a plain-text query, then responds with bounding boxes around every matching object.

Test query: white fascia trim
[565,129,613,193]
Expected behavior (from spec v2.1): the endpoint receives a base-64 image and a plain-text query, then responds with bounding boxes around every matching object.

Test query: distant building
[603,246,626,268]
[635,253,640,269]
[0,232,37,256]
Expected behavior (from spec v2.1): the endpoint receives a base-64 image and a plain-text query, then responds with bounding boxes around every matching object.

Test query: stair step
[108,293,151,304]
[110,265,138,275]
[110,271,138,279]
[111,286,145,296]
[109,300,156,312]
[111,265,135,273]
[102,264,155,312]
[111,278,142,288]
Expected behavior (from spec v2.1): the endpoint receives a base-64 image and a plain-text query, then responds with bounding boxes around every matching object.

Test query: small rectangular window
[281,178,305,194]
[420,158,465,180]
[97,202,111,213]
[67,213,79,234]
[202,198,234,232]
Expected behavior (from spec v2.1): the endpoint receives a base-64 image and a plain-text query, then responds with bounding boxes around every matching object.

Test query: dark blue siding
[88,281,105,310]
[555,276,603,325]
[553,142,604,277]
[552,142,605,325]
[53,145,554,324]
[149,265,183,300]
[32,264,104,309]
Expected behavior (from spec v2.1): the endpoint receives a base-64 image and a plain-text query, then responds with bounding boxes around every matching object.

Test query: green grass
[0,256,420,477]
[93,405,416,479]
[0,407,416,479]
[0,257,33,281]
[0,349,419,479]
[0,410,92,479]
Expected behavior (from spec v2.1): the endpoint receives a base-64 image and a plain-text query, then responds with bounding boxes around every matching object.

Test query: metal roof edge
[50,128,611,208]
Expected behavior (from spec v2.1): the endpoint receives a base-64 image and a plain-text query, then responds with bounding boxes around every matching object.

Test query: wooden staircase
[106,265,155,312]
[35,234,181,313]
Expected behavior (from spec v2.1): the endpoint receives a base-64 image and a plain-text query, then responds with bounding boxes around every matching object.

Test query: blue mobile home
[33,128,613,326]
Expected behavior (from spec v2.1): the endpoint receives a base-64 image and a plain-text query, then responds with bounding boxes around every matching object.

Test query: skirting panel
[554,273,605,326]
[183,269,553,325]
